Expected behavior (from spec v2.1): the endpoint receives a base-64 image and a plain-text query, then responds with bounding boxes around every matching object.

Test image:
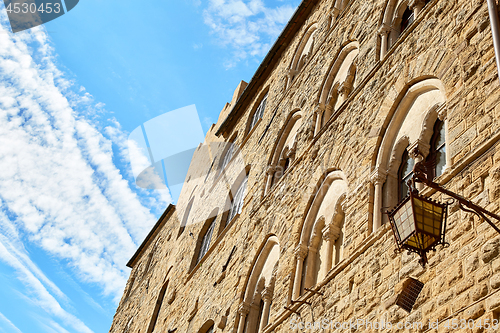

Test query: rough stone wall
[109,0,500,332]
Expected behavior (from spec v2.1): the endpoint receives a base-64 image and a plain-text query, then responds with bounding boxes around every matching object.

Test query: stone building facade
[109,0,500,332]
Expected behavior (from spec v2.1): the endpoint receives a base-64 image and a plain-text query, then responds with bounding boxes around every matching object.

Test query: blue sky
[0,0,299,332]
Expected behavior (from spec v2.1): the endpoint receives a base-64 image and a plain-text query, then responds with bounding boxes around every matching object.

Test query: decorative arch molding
[264,110,303,194]
[292,170,348,299]
[314,41,359,135]
[371,77,447,232]
[236,235,280,333]
[287,23,318,87]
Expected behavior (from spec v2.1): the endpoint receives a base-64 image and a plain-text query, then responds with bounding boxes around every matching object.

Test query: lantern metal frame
[387,153,500,267]
[388,190,449,267]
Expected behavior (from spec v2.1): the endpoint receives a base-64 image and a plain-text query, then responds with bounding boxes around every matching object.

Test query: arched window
[265,111,302,193]
[146,281,169,333]
[227,175,248,224]
[379,0,432,59]
[292,171,347,299]
[287,24,318,86]
[316,42,358,134]
[249,93,268,133]
[236,236,279,333]
[218,133,239,175]
[372,78,447,232]
[398,149,414,200]
[190,212,218,270]
[427,119,446,179]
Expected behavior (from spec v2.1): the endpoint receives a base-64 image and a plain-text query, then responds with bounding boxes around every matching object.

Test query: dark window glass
[398,149,414,200]
[197,218,216,264]
[206,325,214,333]
[400,7,414,33]
[427,119,446,178]
[250,94,268,131]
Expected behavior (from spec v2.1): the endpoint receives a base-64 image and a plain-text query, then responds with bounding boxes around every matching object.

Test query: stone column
[237,303,250,333]
[264,166,276,195]
[258,288,273,332]
[339,80,353,104]
[409,0,426,17]
[378,24,391,59]
[292,244,308,300]
[314,104,325,136]
[371,169,387,232]
[321,224,341,275]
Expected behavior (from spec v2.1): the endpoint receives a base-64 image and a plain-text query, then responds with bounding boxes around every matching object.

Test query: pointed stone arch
[292,170,348,299]
[287,23,318,87]
[236,235,280,333]
[371,77,447,231]
[314,41,359,135]
[264,110,303,194]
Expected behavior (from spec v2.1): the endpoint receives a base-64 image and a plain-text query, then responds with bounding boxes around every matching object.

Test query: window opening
[227,175,248,225]
[426,120,446,179]
[398,149,414,200]
[197,218,216,264]
[250,94,268,131]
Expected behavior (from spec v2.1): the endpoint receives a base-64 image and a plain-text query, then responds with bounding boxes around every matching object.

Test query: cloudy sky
[0,0,299,332]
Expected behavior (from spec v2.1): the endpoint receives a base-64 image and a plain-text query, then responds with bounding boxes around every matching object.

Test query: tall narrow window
[147,282,168,333]
[197,218,215,264]
[206,325,214,333]
[250,94,268,132]
[227,176,248,225]
[220,143,234,173]
[400,7,414,33]
[427,119,446,179]
[398,149,414,200]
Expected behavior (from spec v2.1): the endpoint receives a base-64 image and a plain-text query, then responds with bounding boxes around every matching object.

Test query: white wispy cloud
[203,0,298,68]
[0,6,171,333]
[0,311,22,333]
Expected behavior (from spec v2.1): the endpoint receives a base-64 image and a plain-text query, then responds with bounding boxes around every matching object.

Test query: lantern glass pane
[393,199,415,242]
[411,196,444,250]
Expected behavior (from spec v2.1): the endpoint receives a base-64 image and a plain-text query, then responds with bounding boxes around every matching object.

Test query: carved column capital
[262,287,274,302]
[266,165,276,175]
[287,68,299,78]
[378,23,392,36]
[322,224,341,242]
[332,7,340,17]
[339,80,353,97]
[314,103,326,115]
[408,140,430,159]
[370,168,387,186]
[238,302,250,316]
[408,0,425,10]
[294,244,309,260]
[438,107,448,121]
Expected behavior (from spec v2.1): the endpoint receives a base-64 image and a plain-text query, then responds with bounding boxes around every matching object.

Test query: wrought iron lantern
[388,153,500,267]
[388,190,448,267]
